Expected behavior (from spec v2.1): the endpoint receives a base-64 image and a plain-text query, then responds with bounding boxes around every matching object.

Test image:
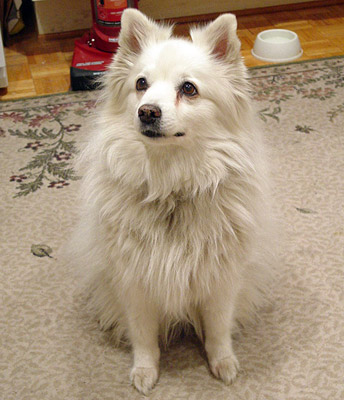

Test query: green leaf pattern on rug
[4,100,96,197]
[295,125,316,134]
[296,207,317,214]
[259,106,281,122]
[328,102,344,122]
[31,244,53,258]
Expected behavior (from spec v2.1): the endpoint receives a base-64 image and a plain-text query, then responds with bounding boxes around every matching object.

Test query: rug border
[249,54,344,71]
[1,54,343,104]
[0,91,95,104]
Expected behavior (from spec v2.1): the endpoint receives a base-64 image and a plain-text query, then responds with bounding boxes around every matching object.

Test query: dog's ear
[119,9,172,55]
[191,14,241,62]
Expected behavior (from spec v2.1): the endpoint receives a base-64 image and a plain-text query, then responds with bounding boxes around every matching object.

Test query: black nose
[138,104,162,125]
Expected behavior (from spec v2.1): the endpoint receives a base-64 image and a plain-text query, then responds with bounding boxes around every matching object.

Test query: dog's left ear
[191,14,241,62]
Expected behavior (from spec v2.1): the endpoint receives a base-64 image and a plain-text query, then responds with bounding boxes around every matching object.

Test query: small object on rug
[31,244,53,258]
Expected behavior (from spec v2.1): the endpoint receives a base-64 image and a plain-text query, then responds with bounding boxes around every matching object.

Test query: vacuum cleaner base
[70,31,114,91]
[70,67,104,91]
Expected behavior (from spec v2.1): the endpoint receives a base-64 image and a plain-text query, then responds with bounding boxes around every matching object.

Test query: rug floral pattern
[1,57,344,400]
[2,96,96,197]
[250,57,344,124]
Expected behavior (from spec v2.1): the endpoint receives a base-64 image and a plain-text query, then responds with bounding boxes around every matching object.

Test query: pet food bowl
[251,29,303,63]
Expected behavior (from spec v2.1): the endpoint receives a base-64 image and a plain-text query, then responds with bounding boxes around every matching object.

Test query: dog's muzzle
[138,104,185,139]
[138,104,163,138]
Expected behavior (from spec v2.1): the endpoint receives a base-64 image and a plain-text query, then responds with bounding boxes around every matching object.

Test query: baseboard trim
[39,29,88,41]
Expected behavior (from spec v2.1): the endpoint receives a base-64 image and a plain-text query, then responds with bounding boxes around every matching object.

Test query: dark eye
[136,78,148,91]
[181,82,198,97]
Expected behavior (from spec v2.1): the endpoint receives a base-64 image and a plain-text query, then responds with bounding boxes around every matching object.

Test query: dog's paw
[210,355,240,385]
[130,366,159,395]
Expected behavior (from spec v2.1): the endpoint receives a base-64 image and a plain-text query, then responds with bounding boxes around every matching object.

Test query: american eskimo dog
[72,9,272,395]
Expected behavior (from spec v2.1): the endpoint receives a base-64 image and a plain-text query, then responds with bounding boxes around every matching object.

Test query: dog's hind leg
[201,284,240,385]
[126,286,160,395]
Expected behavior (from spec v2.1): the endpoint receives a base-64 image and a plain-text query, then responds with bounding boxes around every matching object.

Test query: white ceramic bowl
[251,29,303,63]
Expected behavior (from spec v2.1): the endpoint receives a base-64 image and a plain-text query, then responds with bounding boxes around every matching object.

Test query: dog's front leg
[202,286,240,385]
[126,287,160,395]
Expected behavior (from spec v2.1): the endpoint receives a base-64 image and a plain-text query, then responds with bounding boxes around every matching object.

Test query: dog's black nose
[138,104,161,125]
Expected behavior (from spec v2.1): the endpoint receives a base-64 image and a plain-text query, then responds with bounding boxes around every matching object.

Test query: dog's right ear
[191,14,241,63]
[119,9,172,55]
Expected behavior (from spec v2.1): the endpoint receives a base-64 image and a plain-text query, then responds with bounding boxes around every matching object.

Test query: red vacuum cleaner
[71,0,139,91]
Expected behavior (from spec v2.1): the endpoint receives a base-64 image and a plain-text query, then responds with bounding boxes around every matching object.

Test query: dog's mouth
[142,130,165,138]
[141,130,185,139]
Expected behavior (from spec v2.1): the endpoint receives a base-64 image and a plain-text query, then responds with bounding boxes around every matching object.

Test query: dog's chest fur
[100,175,248,313]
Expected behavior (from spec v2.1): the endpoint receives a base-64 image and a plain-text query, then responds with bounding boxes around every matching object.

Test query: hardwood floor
[1,3,344,101]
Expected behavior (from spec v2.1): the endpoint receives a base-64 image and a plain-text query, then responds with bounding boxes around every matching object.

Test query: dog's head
[102,9,251,148]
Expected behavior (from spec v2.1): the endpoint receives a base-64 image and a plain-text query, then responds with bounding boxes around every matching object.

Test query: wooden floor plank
[33,75,70,96]
[4,79,36,99]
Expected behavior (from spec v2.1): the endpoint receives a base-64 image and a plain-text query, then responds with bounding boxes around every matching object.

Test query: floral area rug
[1,57,344,400]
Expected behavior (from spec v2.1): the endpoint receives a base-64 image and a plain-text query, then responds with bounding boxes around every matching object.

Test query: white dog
[71,9,272,395]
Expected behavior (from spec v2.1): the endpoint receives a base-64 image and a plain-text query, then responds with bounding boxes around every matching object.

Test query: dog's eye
[181,82,198,97]
[136,78,148,91]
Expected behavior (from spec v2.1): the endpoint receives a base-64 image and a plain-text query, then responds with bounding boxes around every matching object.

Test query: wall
[33,0,313,34]
[139,0,314,19]
[33,0,92,34]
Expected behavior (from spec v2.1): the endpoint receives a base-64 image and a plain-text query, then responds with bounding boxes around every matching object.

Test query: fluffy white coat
[70,9,273,395]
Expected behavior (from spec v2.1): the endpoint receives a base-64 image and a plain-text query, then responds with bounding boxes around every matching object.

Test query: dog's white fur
[70,10,273,395]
